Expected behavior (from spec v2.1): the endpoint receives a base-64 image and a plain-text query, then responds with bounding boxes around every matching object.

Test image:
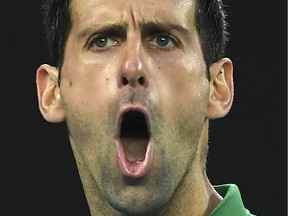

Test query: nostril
[121,76,146,87]
[138,77,145,86]
[122,77,129,85]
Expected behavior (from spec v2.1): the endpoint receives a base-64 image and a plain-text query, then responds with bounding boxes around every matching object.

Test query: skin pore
[36,0,234,215]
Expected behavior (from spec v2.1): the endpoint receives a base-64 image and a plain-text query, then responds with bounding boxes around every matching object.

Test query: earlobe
[36,64,65,123]
[206,58,234,119]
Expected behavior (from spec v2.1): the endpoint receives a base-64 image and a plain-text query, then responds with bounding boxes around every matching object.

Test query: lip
[115,105,153,178]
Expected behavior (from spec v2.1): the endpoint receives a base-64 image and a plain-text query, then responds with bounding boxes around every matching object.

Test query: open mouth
[120,110,150,163]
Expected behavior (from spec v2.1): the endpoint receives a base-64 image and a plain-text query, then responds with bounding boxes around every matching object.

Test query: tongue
[121,137,148,162]
[116,138,153,178]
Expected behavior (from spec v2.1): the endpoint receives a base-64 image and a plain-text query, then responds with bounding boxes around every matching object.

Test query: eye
[90,35,118,50]
[149,33,177,49]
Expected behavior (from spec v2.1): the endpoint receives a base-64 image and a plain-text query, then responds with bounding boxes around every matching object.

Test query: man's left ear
[206,58,234,119]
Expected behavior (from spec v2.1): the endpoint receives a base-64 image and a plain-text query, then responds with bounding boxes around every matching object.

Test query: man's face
[61,0,210,214]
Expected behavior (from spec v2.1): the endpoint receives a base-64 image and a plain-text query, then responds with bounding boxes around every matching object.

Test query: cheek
[59,64,115,161]
[61,34,122,116]
[152,54,209,120]
[60,59,117,117]
[148,55,209,173]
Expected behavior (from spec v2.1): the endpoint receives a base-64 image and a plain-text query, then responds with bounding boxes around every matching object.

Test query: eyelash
[148,33,179,50]
[87,32,179,51]
[88,34,119,50]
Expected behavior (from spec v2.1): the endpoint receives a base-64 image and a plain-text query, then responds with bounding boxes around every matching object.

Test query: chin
[105,186,168,216]
[110,201,162,216]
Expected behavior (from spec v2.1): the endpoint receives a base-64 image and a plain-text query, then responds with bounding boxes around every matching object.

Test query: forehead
[69,0,197,29]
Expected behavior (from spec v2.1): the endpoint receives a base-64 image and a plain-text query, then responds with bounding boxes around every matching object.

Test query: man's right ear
[36,64,65,123]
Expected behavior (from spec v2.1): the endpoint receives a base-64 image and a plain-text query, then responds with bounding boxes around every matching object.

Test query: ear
[36,64,65,123]
[206,58,234,119]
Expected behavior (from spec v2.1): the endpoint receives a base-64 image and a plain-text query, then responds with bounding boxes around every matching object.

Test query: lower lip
[116,139,153,178]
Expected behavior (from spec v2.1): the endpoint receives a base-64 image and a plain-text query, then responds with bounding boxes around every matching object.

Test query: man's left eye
[90,35,118,49]
[149,34,177,49]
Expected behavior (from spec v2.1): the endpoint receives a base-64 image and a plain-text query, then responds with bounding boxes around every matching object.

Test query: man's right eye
[89,35,118,50]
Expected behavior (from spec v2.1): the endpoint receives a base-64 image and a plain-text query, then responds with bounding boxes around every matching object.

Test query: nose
[118,35,148,88]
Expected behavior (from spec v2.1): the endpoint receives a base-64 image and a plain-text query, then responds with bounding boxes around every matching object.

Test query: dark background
[0,0,286,215]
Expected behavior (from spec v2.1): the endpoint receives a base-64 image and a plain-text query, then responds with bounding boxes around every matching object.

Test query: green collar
[210,184,251,216]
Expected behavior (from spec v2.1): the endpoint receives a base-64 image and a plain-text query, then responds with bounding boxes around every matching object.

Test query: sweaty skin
[37,0,234,215]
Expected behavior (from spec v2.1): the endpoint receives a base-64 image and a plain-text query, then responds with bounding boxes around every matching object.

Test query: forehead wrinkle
[130,7,137,31]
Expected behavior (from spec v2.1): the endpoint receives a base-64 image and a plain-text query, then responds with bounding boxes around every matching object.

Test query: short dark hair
[42,0,71,69]
[42,0,228,70]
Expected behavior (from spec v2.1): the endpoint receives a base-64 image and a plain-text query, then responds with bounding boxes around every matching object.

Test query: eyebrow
[77,23,128,40]
[77,20,190,40]
[140,21,190,37]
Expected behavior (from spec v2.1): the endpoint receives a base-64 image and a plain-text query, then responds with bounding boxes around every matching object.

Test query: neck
[157,168,222,216]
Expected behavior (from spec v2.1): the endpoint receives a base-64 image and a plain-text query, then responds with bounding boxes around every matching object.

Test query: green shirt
[210,184,254,216]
